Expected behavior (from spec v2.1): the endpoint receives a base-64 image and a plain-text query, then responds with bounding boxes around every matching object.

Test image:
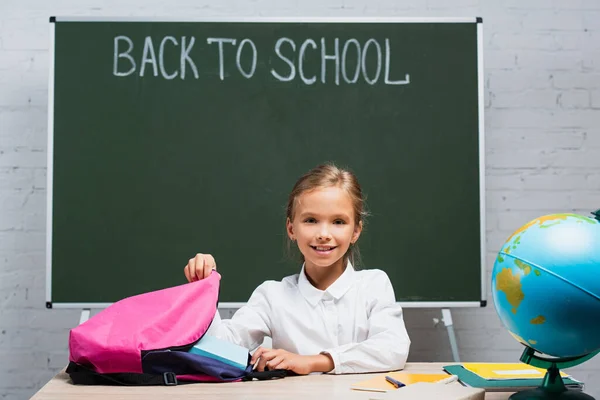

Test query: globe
[491,211,600,400]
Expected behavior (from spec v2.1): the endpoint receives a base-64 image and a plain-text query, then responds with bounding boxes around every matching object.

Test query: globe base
[508,348,599,400]
[509,388,594,400]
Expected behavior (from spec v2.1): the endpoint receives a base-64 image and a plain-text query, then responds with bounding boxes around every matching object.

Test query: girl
[183,163,410,375]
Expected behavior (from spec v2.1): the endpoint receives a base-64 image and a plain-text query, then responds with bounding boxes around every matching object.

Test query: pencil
[438,375,459,385]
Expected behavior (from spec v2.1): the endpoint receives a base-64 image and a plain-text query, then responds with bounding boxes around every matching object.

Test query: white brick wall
[2,1,600,399]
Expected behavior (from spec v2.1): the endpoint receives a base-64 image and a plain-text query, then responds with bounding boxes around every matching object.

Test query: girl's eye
[304,218,316,223]
[334,219,346,225]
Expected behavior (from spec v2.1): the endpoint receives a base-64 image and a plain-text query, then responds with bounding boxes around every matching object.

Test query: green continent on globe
[530,315,546,324]
[514,259,532,275]
[495,267,524,314]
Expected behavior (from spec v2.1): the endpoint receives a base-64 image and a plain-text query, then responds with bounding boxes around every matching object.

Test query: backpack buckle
[163,372,177,386]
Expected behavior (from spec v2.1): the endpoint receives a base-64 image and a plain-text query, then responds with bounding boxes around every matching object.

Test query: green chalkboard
[48,18,485,308]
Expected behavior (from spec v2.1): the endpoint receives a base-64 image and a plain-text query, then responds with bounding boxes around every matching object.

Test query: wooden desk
[30,363,513,399]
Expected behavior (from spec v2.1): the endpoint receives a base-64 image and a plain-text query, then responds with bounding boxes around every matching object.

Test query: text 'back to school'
[113,35,411,86]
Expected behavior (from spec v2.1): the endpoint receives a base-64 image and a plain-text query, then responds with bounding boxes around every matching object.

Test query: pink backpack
[67,271,285,385]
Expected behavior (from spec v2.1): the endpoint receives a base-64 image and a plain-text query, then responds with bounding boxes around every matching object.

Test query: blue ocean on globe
[492,213,600,358]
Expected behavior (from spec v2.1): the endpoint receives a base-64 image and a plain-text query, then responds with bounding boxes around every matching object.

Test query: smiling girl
[183,163,410,375]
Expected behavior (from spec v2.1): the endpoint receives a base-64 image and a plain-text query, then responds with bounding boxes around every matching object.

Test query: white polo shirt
[209,263,411,374]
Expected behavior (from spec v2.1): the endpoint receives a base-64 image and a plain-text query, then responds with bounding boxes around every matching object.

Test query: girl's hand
[184,253,217,282]
[251,347,334,375]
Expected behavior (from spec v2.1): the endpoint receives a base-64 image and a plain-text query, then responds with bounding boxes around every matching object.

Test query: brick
[553,72,600,90]
[0,108,47,148]
[554,0,600,10]
[47,351,68,369]
[502,0,553,9]
[587,168,600,191]
[590,90,600,108]
[0,191,28,211]
[23,212,45,232]
[487,190,572,211]
[0,251,44,273]
[483,50,517,69]
[570,191,600,210]
[426,0,478,8]
[458,348,524,362]
[482,10,526,33]
[1,19,48,51]
[583,11,600,31]
[0,82,48,107]
[553,32,584,50]
[0,309,80,330]
[581,33,600,50]
[1,272,45,310]
[0,369,52,390]
[35,332,69,353]
[0,350,47,373]
[0,231,44,251]
[0,188,45,214]
[405,329,453,353]
[585,52,600,71]
[0,211,23,231]
[520,171,590,190]
[558,90,590,109]
[488,70,552,92]
[490,33,556,50]
[452,308,506,330]
[342,0,423,10]
[492,89,558,109]
[0,147,46,168]
[0,168,34,190]
[457,329,522,350]
[516,50,583,70]
[487,170,590,191]
[486,149,557,169]
[486,129,586,150]
[406,349,454,363]
[582,0,600,9]
[522,10,584,31]
[549,149,600,168]
[0,390,37,400]
[33,168,46,189]
[490,109,599,129]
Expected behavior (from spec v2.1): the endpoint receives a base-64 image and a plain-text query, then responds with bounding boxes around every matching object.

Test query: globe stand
[509,347,599,400]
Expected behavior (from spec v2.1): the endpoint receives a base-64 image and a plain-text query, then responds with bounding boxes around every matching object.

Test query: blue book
[188,335,249,371]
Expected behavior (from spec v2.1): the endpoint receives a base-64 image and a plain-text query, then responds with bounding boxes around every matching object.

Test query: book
[443,365,584,392]
[188,335,250,371]
[351,372,453,393]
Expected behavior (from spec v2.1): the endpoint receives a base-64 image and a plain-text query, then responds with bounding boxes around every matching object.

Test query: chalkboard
[47,17,485,308]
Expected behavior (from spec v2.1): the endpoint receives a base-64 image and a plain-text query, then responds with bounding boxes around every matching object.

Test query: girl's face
[286,186,362,272]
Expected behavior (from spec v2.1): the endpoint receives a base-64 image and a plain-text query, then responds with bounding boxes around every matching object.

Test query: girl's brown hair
[285,163,368,267]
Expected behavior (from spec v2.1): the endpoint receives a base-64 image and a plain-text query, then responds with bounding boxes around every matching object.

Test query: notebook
[370,382,485,400]
[188,335,250,371]
[351,372,453,392]
[443,365,584,392]
[461,363,569,380]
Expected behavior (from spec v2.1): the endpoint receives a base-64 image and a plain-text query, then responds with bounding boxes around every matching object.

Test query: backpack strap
[66,362,184,386]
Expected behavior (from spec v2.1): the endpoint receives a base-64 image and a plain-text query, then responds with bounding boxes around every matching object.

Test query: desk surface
[31,363,513,400]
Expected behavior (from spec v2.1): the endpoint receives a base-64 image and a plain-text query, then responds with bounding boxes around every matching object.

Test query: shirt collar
[298,261,356,306]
